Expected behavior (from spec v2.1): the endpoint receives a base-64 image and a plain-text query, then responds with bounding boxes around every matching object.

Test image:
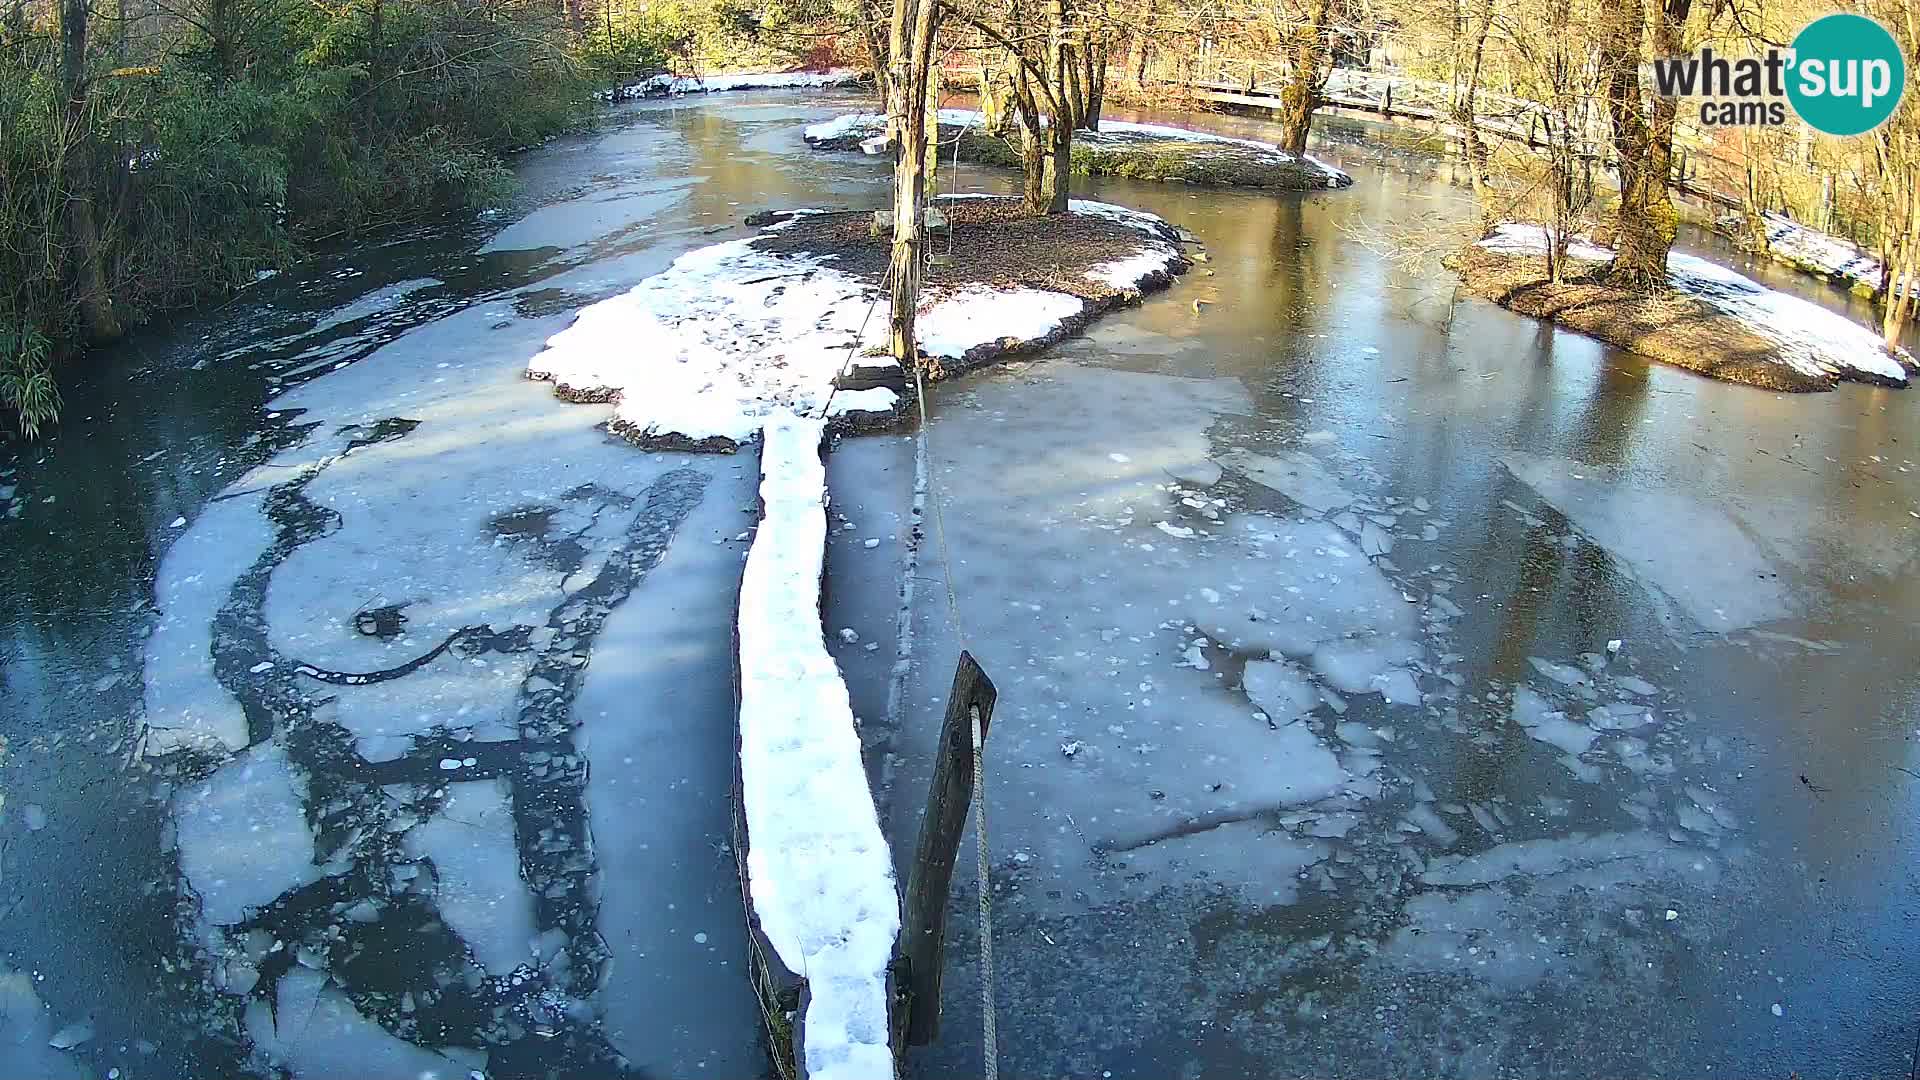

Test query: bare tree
[884,0,940,364]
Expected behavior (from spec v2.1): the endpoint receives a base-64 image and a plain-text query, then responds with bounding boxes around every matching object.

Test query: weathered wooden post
[897,651,997,1047]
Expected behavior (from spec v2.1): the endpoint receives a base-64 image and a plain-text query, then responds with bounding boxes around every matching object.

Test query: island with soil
[1454,224,1917,392]
[525,194,1192,449]
[804,109,1352,191]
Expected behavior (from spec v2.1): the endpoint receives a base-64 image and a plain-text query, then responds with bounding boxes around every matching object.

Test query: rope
[912,360,994,1078]
[970,702,996,1080]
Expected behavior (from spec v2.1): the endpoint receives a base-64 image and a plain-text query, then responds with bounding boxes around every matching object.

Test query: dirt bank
[1453,229,1916,392]
[805,112,1351,191]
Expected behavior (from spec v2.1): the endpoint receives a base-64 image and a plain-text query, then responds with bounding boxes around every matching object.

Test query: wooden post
[899,651,997,1046]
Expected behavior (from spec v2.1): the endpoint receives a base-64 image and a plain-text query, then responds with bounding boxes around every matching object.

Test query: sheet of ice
[1502,452,1791,630]
[1479,223,1911,385]
[144,492,271,756]
[1222,449,1356,512]
[1310,635,1420,698]
[1420,831,1672,887]
[576,455,765,1076]
[1242,657,1319,722]
[402,779,536,975]
[175,741,319,925]
[1112,820,1327,905]
[245,968,484,1079]
[736,416,897,1080]
[897,363,1372,909]
[1190,517,1415,658]
[0,968,85,1079]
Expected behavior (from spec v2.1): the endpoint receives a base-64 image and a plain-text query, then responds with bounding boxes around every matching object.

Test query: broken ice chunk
[1242,658,1318,724]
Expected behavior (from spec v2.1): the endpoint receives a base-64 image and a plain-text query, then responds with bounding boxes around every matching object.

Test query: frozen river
[0,90,1915,1079]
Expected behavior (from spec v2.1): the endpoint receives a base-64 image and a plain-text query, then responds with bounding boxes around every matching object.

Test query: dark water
[0,93,1914,1080]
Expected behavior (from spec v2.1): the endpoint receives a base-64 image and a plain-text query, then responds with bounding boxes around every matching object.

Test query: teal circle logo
[1787,13,1906,136]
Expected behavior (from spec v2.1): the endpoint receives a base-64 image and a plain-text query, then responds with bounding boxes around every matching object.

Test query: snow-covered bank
[526,196,1189,448]
[736,417,897,1080]
[1469,223,1916,391]
[1715,211,1906,300]
[600,68,864,101]
[804,108,1353,190]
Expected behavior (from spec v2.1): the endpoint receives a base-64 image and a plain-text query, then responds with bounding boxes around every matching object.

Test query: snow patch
[608,68,862,101]
[1479,223,1911,386]
[736,417,898,1080]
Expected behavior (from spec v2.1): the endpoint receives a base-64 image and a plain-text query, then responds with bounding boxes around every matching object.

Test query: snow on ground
[1718,210,1906,297]
[916,288,1083,360]
[802,108,1352,184]
[526,199,1184,446]
[603,68,862,101]
[1479,223,1912,387]
[736,417,897,1080]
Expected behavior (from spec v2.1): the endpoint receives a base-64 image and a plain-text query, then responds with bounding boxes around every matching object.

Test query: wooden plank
[899,651,997,1047]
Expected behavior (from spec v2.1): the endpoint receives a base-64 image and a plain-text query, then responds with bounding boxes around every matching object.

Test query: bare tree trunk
[60,0,118,343]
[1276,0,1332,156]
[1044,0,1073,212]
[861,0,890,114]
[886,0,940,368]
[1740,134,1770,253]
[1598,0,1688,291]
[1453,0,1494,222]
[1062,41,1086,128]
[1884,169,1916,345]
[1084,34,1105,130]
[1010,61,1049,214]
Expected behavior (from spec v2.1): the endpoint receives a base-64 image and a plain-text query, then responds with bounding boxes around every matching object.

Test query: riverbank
[1713,211,1903,302]
[1454,224,1916,392]
[600,68,866,101]
[526,194,1189,449]
[804,109,1352,190]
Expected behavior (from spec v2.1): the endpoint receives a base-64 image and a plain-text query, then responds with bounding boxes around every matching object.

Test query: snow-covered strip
[527,226,896,446]
[1718,211,1909,298]
[1478,223,1912,386]
[527,200,1184,442]
[737,416,898,1080]
[605,68,862,100]
[804,108,1352,183]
